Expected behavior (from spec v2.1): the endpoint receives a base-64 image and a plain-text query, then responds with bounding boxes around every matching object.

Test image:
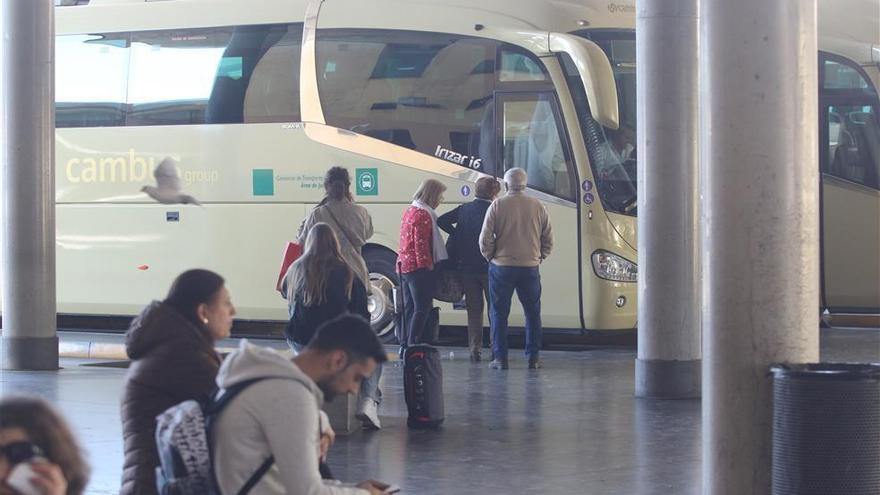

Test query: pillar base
[1,336,59,370]
[635,358,701,399]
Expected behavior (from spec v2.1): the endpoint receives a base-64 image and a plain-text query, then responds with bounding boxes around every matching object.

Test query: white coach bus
[2,0,877,340]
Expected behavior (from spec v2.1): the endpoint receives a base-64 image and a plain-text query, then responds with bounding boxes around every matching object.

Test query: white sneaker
[356,399,381,430]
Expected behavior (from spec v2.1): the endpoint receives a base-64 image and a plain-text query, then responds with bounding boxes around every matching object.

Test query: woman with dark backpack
[120,269,236,495]
[282,223,382,429]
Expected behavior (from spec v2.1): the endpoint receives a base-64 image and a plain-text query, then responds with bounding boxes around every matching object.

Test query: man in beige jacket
[479,168,553,370]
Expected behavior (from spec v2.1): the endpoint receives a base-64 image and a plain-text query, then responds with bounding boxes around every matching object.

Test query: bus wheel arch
[363,244,399,343]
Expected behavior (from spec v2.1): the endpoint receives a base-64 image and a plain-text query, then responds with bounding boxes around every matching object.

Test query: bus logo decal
[356,168,378,196]
[434,145,482,170]
[461,185,471,197]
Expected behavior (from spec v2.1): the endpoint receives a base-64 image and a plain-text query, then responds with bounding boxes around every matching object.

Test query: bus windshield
[565,31,637,215]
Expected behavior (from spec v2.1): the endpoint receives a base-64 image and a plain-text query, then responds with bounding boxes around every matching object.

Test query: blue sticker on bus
[582,179,593,192]
[461,185,471,197]
[583,192,595,205]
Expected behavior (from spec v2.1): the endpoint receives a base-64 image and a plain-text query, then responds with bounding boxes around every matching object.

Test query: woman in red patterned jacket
[397,179,448,349]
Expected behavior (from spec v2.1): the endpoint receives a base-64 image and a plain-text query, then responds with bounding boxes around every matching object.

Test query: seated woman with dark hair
[120,269,237,495]
[0,396,90,495]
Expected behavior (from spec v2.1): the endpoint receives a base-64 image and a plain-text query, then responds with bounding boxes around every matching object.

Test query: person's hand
[356,480,390,494]
[28,462,67,495]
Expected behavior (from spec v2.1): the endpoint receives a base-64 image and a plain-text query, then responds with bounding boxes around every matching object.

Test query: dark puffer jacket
[120,301,221,495]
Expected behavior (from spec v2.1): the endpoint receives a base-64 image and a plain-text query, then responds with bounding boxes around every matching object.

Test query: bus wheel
[365,247,399,344]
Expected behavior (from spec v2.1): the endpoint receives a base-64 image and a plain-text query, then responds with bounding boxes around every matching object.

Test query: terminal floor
[0,328,877,495]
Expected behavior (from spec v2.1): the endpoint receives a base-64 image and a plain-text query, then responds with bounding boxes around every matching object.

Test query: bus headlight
[591,250,638,282]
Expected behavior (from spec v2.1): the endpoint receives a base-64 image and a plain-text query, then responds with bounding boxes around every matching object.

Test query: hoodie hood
[125,301,214,360]
[216,340,324,405]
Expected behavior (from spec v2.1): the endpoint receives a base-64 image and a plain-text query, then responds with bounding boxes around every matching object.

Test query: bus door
[819,54,880,315]
[492,90,583,329]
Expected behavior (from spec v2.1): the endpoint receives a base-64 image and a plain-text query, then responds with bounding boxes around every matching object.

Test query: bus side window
[127,27,233,126]
[315,29,498,173]
[499,48,548,82]
[821,54,880,189]
[498,94,574,200]
[827,105,880,188]
[56,33,130,128]
[824,59,873,91]
[243,23,303,123]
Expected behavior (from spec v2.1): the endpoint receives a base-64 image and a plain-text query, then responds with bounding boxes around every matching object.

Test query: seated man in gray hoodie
[211,314,391,495]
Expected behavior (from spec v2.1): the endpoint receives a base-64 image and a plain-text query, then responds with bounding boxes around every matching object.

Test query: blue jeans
[287,339,382,404]
[488,264,542,361]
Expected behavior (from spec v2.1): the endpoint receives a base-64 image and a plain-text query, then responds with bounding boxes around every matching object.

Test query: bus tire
[364,246,399,344]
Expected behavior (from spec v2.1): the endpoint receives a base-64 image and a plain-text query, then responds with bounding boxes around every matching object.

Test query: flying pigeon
[141,157,201,205]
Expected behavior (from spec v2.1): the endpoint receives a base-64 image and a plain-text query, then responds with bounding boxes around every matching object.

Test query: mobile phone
[383,484,401,494]
[6,462,44,495]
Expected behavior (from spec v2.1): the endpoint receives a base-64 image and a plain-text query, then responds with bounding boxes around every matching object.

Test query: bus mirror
[549,33,620,130]
[873,44,880,69]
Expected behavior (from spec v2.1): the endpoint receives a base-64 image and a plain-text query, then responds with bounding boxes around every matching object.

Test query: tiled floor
[0,328,876,494]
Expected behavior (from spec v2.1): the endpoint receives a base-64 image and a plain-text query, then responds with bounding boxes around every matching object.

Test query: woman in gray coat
[297,167,373,290]
[295,166,383,430]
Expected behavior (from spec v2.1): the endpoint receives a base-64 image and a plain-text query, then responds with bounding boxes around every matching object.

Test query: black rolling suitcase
[403,344,444,429]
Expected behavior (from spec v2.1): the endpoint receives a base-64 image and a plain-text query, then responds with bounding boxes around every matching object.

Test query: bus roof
[818,0,879,68]
[56,0,877,80]
[55,0,637,36]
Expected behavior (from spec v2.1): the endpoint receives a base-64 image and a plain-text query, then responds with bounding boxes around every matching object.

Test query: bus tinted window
[563,33,638,215]
[824,59,874,93]
[127,27,230,125]
[56,34,130,128]
[56,23,302,128]
[820,54,880,189]
[826,105,880,188]
[499,48,548,82]
[316,29,499,173]
[243,24,303,123]
[500,95,574,199]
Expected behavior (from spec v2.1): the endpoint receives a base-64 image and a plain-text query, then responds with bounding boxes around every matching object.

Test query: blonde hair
[413,179,447,208]
[289,223,353,306]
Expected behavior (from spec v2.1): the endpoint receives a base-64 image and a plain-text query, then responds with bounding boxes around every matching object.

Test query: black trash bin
[771,363,880,495]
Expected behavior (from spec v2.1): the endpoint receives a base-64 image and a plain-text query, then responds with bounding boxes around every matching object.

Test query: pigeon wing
[153,158,182,193]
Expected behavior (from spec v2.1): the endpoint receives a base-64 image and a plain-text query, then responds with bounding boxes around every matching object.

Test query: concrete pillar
[1,0,58,370]
[635,0,702,399]
[701,0,819,492]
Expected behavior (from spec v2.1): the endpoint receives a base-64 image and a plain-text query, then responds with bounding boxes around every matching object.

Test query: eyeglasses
[0,442,44,465]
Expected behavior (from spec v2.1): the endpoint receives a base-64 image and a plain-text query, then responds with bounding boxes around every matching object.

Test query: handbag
[275,241,303,292]
[433,261,463,303]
